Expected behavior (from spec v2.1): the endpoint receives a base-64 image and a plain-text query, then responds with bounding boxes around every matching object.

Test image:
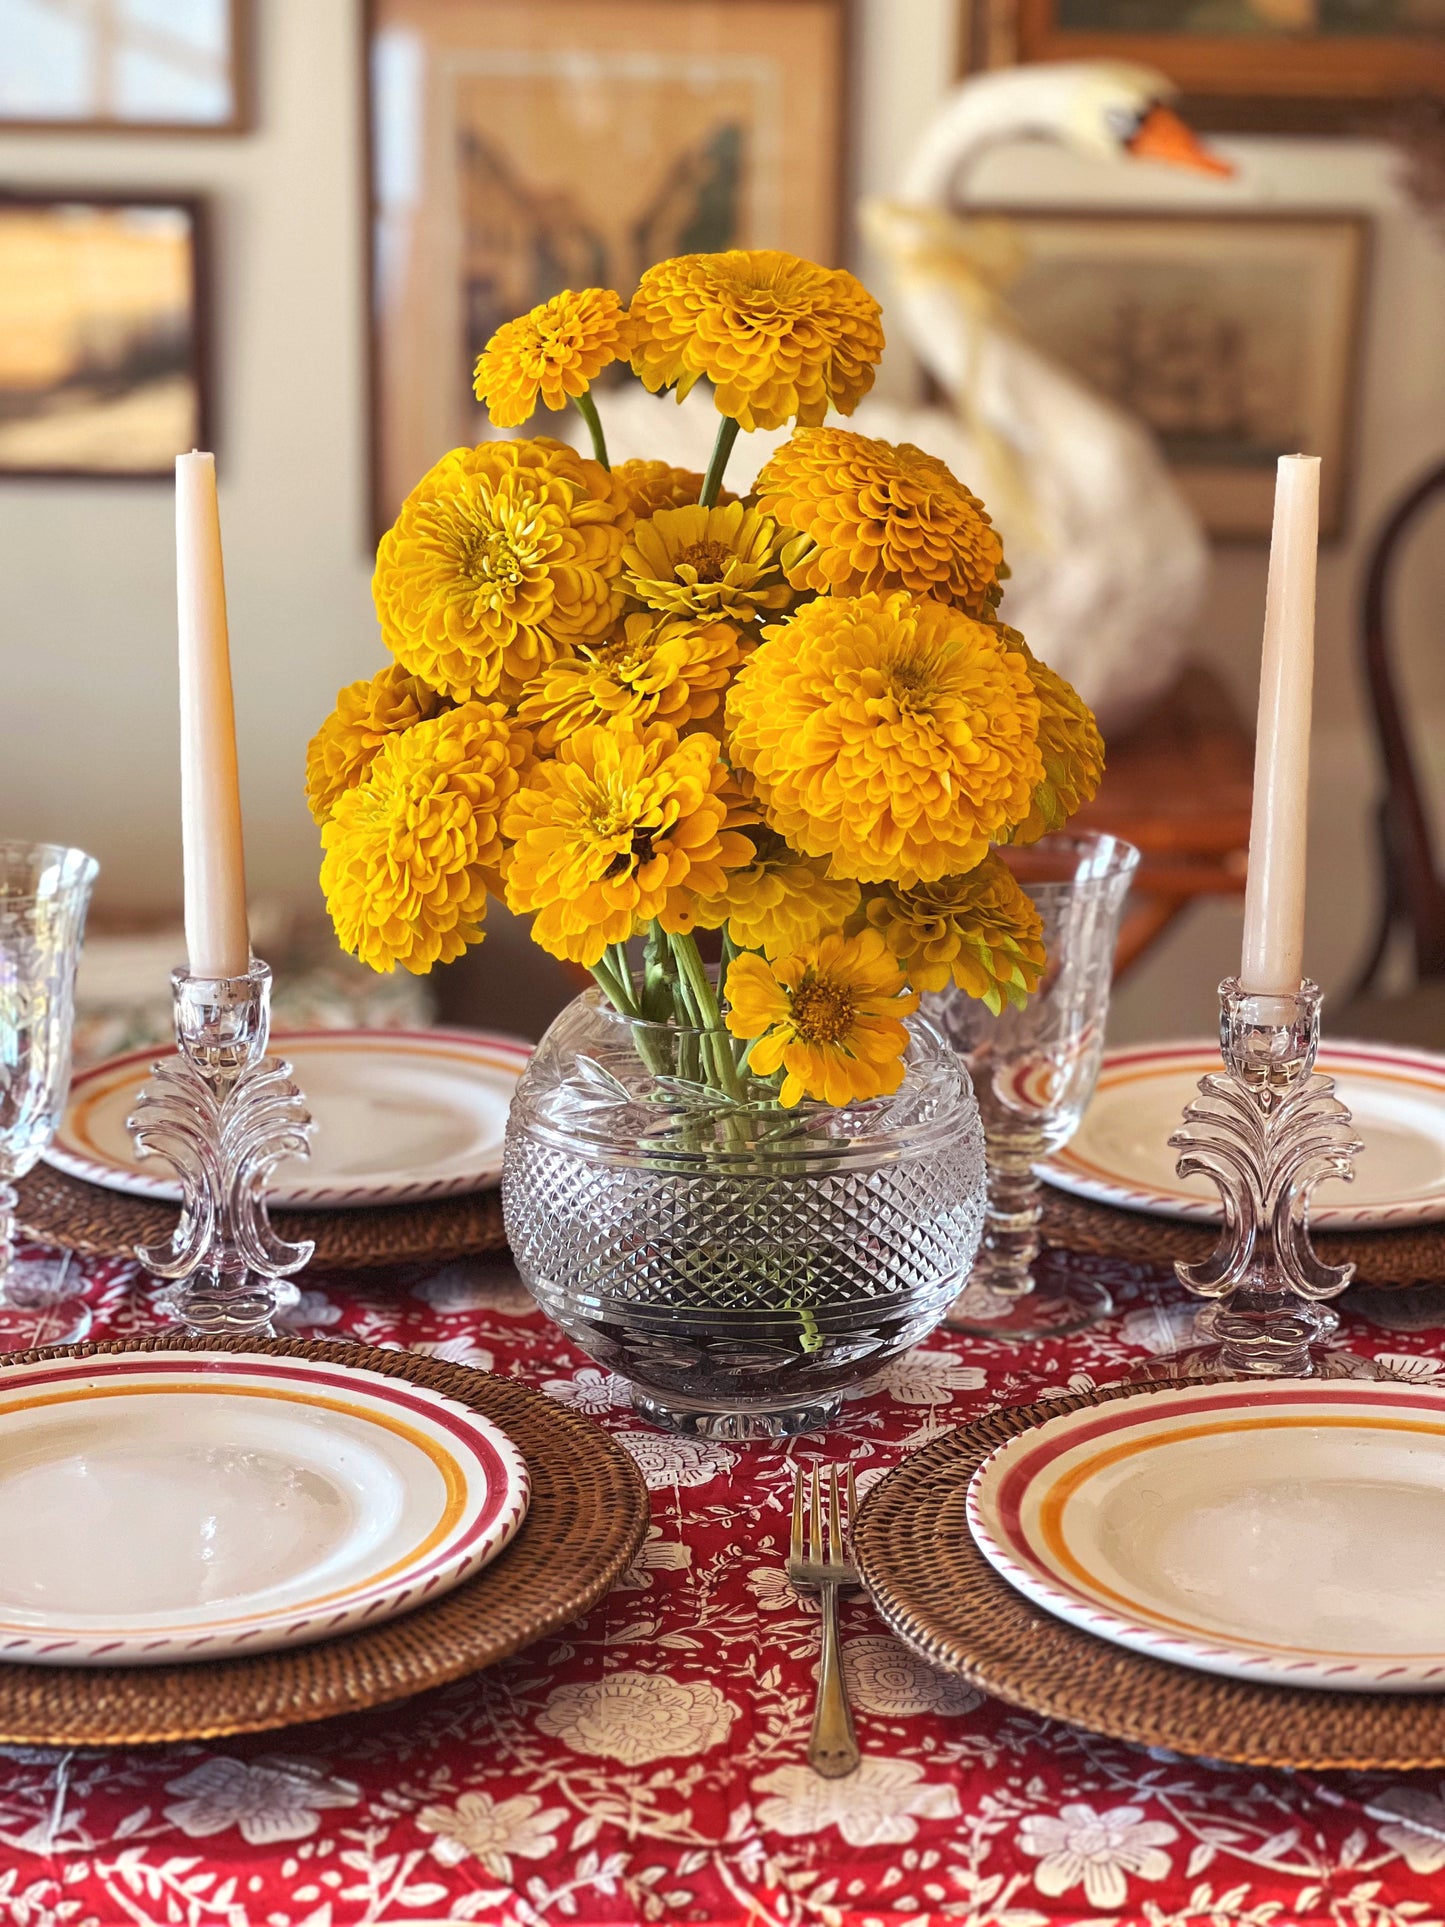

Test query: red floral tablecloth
[4,1244,1445,1927]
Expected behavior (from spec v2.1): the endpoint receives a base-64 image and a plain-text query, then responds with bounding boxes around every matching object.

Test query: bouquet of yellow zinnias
[308,250,1103,1108]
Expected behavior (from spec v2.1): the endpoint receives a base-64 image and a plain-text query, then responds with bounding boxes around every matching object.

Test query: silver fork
[787,1464,861,1778]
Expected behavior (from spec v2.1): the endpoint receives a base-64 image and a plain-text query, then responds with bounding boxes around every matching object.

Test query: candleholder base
[126,962,314,1337]
[1136,976,1376,1383]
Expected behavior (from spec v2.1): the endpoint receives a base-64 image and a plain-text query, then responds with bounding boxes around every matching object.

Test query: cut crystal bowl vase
[502,992,986,1438]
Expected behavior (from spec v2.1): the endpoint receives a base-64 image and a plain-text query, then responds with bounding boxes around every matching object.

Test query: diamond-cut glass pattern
[503,996,985,1424]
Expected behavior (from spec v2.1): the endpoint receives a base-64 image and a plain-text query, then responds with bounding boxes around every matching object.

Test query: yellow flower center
[602,825,660,878]
[789,977,856,1046]
[674,540,733,582]
[466,529,524,588]
[887,659,937,713]
[596,637,653,689]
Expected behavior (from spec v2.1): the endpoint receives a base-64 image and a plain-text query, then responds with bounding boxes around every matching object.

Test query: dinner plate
[45,1027,531,1208]
[968,1378,1445,1692]
[1040,1039,1445,1229]
[0,1350,529,1665]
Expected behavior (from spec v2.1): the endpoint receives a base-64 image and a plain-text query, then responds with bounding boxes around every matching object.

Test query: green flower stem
[670,931,745,1102]
[573,390,609,469]
[590,952,637,1018]
[593,947,679,1081]
[699,415,740,508]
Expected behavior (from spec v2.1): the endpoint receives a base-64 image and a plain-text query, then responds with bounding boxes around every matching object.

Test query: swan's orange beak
[1127,103,1234,176]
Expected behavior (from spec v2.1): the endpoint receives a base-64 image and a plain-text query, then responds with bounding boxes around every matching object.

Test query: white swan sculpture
[596,61,1233,728]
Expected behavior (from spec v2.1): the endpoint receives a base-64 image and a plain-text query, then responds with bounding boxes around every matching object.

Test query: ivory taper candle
[1239,454,1321,997]
[176,451,250,979]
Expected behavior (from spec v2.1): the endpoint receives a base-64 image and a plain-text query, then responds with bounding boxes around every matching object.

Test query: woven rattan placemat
[15,1162,508,1268]
[853,1378,1445,1771]
[0,1334,648,1746]
[1041,1183,1445,1288]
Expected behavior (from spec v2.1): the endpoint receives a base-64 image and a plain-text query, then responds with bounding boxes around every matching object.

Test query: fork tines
[790,1462,858,1574]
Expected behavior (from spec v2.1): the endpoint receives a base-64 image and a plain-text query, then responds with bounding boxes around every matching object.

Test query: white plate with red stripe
[1039,1039,1445,1228]
[0,1351,529,1665]
[45,1027,531,1209]
[968,1379,1445,1692]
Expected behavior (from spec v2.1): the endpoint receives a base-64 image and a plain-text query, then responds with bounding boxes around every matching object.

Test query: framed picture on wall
[0,193,210,480]
[965,0,1445,131]
[966,209,1368,538]
[365,0,850,539]
[0,0,252,133]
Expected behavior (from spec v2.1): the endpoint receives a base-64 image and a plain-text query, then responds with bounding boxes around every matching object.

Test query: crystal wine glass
[0,842,99,1349]
[924,831,1139,1338]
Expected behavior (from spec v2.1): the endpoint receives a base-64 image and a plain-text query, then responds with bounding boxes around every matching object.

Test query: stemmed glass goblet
[925,831,1139,1338]
[0,842,99,1349]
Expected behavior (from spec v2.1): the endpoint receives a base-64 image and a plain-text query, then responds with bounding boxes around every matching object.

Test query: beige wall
[1,0,1441,1039]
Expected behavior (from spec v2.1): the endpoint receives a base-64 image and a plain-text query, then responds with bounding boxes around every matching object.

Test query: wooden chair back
[1353,458,1445,995]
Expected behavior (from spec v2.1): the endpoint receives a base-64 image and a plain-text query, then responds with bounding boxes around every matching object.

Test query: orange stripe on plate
[1035,1412,1445,1659]
[0,1381,469,1637]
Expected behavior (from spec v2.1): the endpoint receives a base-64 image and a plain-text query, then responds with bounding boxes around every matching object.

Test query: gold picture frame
[965,208,1369,539]
[966,0,1445,132]
[365,0,850,539]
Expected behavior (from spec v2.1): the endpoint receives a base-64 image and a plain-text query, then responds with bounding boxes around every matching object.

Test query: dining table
[6,1238,1445,1927]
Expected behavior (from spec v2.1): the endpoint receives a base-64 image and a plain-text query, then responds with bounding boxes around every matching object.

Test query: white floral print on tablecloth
[843,1634,984,1717]
[412,1263,535,1315]
[616,1431,737,1490]
[753,1758,962,1846]
[536,1671,737,1764]
[870,1349,987,1405]
[418,1791,567,1880]
[162,1757,361,1846]
[614,1525,692,1591]
[1018,1800,1178,1908]
[745,1565,817,1615]
[1370,1785,1445,1874]
[542,1365,630,1413]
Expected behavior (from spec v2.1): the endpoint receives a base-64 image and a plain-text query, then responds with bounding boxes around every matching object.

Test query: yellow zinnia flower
[320,703,530,975]
[305,664,447,825]
[629,249,884,432]
[620,503,790,624]
[725,929,917,1107]
[994,626,1105,845]
[503,721,752,967]
[472,288,632,429]
[755,427,1006,617]
[516,612,747,749]
[373,438,630,704]
[865,853,1046,1013]
[613,459,711,520]
[692,829,860,957]
[726,591,1044,886]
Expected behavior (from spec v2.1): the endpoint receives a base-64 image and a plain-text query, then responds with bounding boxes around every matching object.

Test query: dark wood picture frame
[0,190,212,482]
[964,0,1445,132]
[362,0,853,547]
[958,206,1369,540]
[0,0,253,135]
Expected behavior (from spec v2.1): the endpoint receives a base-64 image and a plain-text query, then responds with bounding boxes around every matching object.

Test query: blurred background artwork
[0,0,1443,1053]
[975,0,1445,126]
[0,194,207,477]
[971,208,1367,535]
[0,0,250,132]
[368,0,845,530]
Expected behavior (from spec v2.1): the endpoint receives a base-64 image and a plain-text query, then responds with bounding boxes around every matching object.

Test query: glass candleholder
[1163,975,1366,1378]
[127,961,314,1336]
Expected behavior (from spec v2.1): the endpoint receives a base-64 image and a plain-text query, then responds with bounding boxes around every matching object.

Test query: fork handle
[808,1582,860,1778]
